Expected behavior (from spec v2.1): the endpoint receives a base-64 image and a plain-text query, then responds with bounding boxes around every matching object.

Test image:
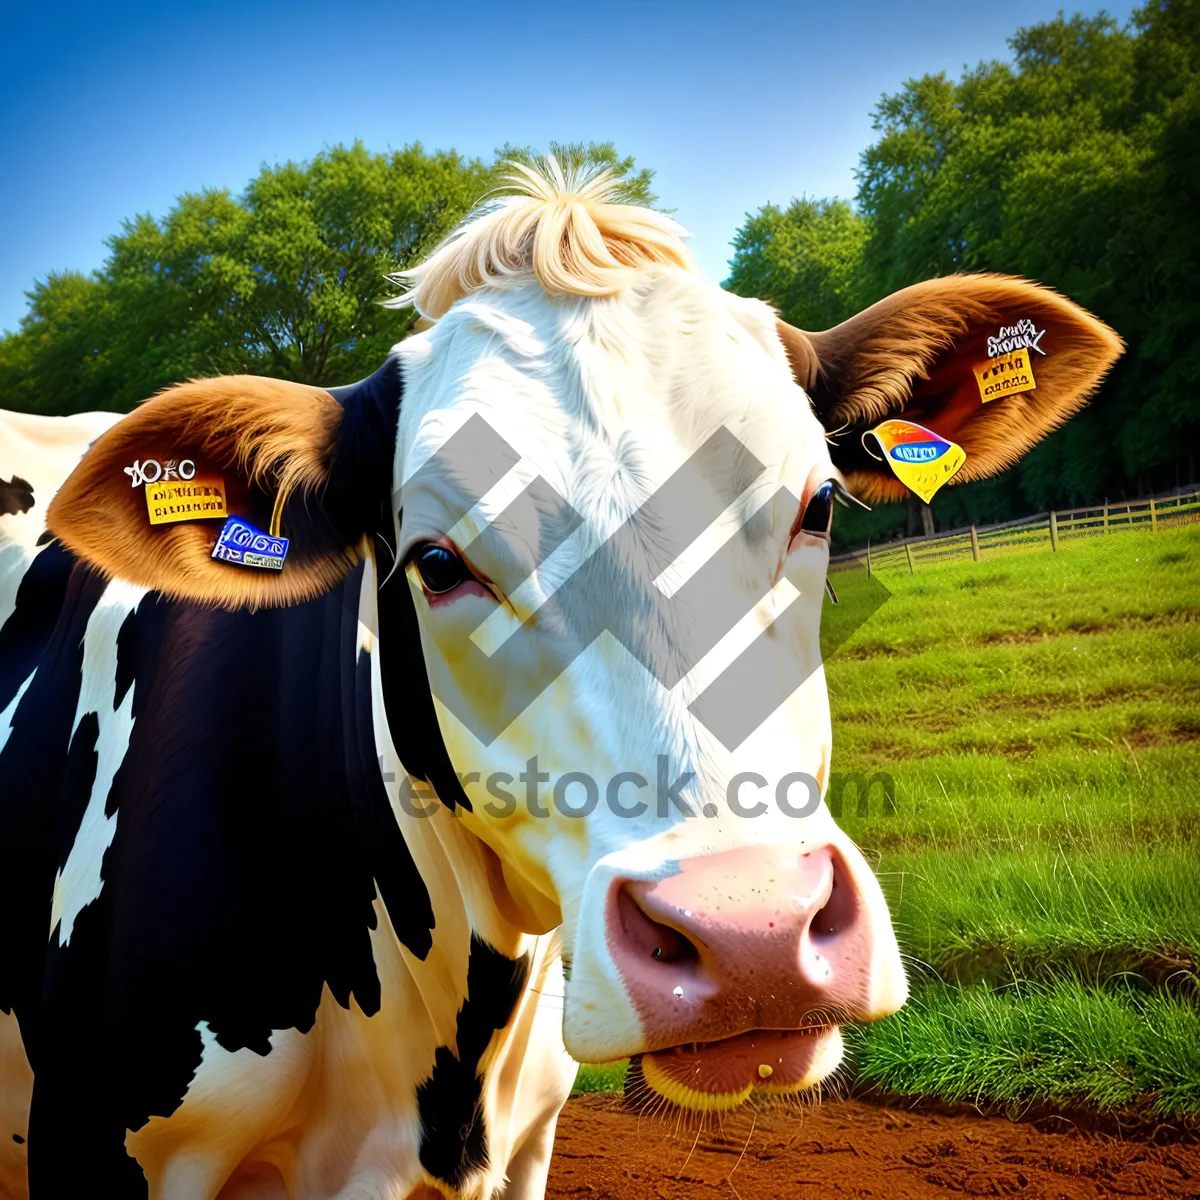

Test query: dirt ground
[546,1095,1200,1199]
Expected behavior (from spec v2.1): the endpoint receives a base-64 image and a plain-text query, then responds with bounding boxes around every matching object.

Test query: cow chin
[632,1026,845,1114]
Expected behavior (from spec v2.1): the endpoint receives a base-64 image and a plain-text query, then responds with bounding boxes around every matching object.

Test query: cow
[0,160,1122,1200]
[0,409,121,603]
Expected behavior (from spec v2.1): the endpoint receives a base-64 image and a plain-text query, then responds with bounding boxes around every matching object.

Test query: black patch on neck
[331,354,472,814]
[11,567,437,1195]
[0,558,107,1061]
[112,596,164,715]
[56,711,99,873]
[345,611,435,963]
[374,541,473,813]
[106,593,170,822]
[417,936,531,1188]
[327,354,404,541]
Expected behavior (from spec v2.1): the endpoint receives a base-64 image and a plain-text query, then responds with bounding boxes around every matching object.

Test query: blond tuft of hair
[388,158,696,319]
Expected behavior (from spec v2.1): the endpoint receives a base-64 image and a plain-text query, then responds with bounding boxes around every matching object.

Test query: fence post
[1049,511,1059,552]
[1103,501,1109,532]
[1150,497,1157,533]
[970,523,980,562]
[866,538,872,579]
[905,542,915,575]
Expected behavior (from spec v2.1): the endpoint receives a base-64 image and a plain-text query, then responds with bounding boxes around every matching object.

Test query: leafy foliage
[729,0,1200,541]
[726,197,870,329]
[0,140,654,414]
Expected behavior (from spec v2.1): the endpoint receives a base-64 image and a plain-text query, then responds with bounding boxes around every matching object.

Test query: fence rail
[830,487,1200,576]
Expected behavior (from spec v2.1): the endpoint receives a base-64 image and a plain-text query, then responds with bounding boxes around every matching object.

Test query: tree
[0,272,118,415]
[725,198,870,330]
[728,0,1200,545]
[0,140,658,415]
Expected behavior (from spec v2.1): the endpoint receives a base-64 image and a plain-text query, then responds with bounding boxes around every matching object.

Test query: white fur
[0,409,119,627]
[394,270,907,1064]
[51,579,147,948]
[0,672,34,758]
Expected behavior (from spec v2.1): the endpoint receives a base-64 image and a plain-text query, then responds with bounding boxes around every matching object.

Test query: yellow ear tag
[145,475,228,525]
[974,347,1036,402]
[974,318,1045,402]
[863,419,967,504]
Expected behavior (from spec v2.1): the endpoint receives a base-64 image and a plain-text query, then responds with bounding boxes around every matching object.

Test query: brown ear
[46,374,383,609]
[775,274,1124,503]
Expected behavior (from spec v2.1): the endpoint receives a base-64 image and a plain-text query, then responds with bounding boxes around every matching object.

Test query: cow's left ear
[775,274,1124,503]
[46,358,402,609]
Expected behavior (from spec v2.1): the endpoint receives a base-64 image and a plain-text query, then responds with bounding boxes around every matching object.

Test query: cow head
[48,165,1121,1113]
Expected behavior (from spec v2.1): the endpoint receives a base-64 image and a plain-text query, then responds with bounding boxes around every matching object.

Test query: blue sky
[0,0,1136,334]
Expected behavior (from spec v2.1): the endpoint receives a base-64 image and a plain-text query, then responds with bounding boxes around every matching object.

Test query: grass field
[575,523,1200,1115]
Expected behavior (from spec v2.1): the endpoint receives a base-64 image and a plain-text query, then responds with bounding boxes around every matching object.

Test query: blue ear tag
[211,516,289,571]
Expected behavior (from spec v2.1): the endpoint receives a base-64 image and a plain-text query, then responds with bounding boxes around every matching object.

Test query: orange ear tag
[863,419,967,504]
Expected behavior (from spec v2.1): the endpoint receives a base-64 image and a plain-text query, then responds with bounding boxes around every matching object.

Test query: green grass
[844,980,1200,1117]
[827,540,1200,771]
[830,526,1200,661]
[881,845,1200,989]
[571,1061,627,1095]
[835,743,1200,849]
[829,524,1200,1115]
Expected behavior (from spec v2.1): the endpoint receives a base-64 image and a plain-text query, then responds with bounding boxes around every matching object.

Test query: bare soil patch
[547,1094,1200,1199]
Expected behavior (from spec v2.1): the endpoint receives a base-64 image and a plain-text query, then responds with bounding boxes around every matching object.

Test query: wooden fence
[829,487,1200,576]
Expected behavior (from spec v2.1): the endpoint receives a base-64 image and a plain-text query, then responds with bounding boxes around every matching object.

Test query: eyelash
[798,480,836,540]
[790,479,851,606]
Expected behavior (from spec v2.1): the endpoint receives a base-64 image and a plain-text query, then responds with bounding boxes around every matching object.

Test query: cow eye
[798,479,836,539]
[412,544,471,594]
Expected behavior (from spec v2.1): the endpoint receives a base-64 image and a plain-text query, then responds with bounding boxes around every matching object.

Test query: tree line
[2,1,1196,548]
[727,0,1198,545]
[0,141,652,414]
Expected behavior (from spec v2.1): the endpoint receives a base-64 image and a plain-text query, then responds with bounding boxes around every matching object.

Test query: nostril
[809,854,860,942]
[616,884,700,966]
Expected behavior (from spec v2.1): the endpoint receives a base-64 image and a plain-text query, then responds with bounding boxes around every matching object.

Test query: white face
[392,272,906,1108]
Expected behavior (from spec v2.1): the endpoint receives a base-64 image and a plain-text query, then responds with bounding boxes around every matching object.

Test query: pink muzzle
[607,843,875,1052]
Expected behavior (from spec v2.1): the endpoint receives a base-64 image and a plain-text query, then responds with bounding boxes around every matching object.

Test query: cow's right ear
[46,359,402,609]
[775,275,1123,503]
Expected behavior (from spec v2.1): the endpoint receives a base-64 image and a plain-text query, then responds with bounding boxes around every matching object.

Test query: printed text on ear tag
[973,317,1045,403]
[145,476,228,525]
[974,347,1037,402]
[863,419,967,504]
[211,516,289,571]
